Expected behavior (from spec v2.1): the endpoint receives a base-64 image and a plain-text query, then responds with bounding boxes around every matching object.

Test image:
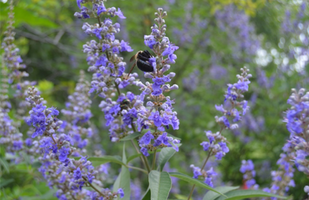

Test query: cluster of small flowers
[282,88,309,195]
[281,2,308,71]
[215,67,251,130]
[25,86,123,200]
[0,65,23,154]
[172,1,208,47]
[282,2,307,34]
[60,71,93,153]
[0,0,34,157]
[190,164,217,187]
[240,160,259,189]
[215,4,260,59]
[191,67,251,187]
[1,0,36,120]
[262,153,295,200]
[75,0,142,143]
[136,8,181,156]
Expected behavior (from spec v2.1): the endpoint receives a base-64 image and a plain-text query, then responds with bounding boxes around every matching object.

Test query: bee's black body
[130,50,154,73]
[136,50,154,72]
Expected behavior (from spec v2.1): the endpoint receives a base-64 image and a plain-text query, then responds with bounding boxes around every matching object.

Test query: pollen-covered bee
[120,99,131,111]
[127,50,154,77]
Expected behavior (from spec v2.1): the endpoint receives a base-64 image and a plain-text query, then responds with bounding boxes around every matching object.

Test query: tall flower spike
[189,67,251,190]
[0,0,29,158]
[1,0,36,124]
[25,86,123,200]
[134,8,181,156]
[76,0,140,142]
[240,160,259,190]
[60,70,93,153]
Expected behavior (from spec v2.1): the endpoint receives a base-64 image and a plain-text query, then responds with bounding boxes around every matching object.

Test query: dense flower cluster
[280,88,309,195]
[76,0,180,156]
[262,153,295,200]
[0,64,23,154]
[60,71,93,153]
[75,0,140,143]
[281,2,308,72]
[25,86,123,200]
[240,160,259,189]
[190,67,251,188]
[0,0,32,157]
[215,4,260,59]
[190,164,217,187]
[135,8,181,156]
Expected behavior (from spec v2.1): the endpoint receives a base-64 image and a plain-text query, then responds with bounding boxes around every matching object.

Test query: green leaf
[215,189,287,200]
[127,153,142,164]
[0,157,10,173]
[141,187,151,200]
[86,156,127,167]
[203,186,239,200]
[149,170,172,200]
[119,132,142,141]
[169,172,224,196]
[113,143,131,200]
[0,179,13,188]
[157,144,182,171]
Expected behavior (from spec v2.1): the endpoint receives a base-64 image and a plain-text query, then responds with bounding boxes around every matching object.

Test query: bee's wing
[130,54,137,62]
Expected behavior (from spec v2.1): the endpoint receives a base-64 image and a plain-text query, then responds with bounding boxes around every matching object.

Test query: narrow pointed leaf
[216,189,287,200]
[157,144,182,171]
[149,170,172,200]
[141,187,151,200]
[86,156,127,167]
[113,143,131,200]
[127,153,142,164]
[169,172,225,196]
[203,186,239,200]
[119,132,142,141]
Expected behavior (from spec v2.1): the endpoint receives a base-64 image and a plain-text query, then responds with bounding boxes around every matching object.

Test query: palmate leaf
[215,189,287,200]
[203,186,239,200]
[157,144,182,171]
[149,170,172,200]
[113,143,131,200]
[169,172,225,196]
[83,156,126,167]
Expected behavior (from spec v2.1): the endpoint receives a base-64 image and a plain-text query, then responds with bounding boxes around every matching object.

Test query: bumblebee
[127,50,154,76]
[120,99,131,111]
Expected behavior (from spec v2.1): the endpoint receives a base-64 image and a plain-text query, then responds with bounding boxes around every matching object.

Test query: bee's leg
[127,62,137,78]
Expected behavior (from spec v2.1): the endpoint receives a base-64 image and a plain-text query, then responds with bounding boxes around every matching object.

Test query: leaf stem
[187,151,212,200]
[152,150,157,170]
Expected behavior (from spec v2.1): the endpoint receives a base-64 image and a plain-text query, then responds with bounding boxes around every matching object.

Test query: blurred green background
[0,0,308,199]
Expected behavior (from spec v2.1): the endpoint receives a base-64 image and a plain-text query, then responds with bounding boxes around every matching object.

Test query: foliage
[0,0,308,200]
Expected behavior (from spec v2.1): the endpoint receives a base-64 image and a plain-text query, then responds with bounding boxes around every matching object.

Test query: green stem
[130,139,150,173]
[187,151,212,200]
[83,176,104,197]
[127,165,148,174]
[152,150,157,170]
[131,122,152,173]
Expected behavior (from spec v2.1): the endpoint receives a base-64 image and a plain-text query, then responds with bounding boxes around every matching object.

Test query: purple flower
[115,8,126,19]
[59,147,70,162]
[97,3,106,15]
[140,131,154,145]
[95,55,108,67]
[73,167,82,180]
[118,188,124,198]
[149,111,162,127]
[120,40,133,52]
[144,35,156,49]
[92,28,103,39]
